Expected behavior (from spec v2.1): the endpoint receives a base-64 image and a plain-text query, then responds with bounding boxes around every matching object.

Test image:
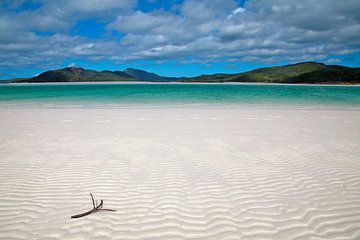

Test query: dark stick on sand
[71,193,116,219]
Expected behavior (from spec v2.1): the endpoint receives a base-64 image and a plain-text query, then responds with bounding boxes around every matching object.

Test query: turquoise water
[0,83,359,108]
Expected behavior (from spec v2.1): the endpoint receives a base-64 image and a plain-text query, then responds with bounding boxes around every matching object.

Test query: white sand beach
[0,106,360,240]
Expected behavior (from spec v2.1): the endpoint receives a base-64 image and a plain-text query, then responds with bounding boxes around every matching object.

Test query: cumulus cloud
[0,0,133,70]
[61,0,135,13]
[246,0,360,31]
[0,0,359,75]
[109,11,178,34]
[180,0,237,23]
[40,0,135,19]
[107,0,360,63]
[1,0,136,34]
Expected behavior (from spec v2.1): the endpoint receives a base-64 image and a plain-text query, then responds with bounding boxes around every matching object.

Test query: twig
[90,193,95,209]
[71,193,116,219]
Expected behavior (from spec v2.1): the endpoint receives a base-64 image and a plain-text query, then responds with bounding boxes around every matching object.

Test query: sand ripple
[0,107,360,239]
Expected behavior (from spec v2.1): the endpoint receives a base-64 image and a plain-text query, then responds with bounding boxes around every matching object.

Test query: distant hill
[183,62,360,84]
[3,62,360,84]
[10,67,179,83]
[124,68,179,82]
[16,67,136,83]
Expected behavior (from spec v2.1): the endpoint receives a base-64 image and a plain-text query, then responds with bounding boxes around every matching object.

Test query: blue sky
[0,0,359,79]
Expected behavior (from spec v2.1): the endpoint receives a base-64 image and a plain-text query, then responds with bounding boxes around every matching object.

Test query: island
[2,62,360,84]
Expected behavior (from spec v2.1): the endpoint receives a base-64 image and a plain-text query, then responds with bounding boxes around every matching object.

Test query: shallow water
[0,83,359,109]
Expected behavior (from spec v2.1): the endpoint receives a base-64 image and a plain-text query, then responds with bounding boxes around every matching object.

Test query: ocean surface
[0,83,360,109]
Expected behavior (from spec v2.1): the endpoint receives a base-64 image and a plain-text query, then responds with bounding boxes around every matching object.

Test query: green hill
[13,67,180,83]
[124,68,178,81]
[4,62,360,84]
[183,62,360,84]
[17,67,136,82]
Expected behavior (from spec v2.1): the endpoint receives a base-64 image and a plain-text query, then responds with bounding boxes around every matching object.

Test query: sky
[0,0,360,79]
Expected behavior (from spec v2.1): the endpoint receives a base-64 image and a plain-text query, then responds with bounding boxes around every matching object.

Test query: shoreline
[2,81,360,87]
[1,103,360,112]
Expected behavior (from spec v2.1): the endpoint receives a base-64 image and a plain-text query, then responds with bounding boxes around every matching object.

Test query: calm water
[0,83,359,108]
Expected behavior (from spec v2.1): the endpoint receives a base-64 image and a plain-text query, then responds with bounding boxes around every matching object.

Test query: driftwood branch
[91,193,95,209]
[71,193,116,219]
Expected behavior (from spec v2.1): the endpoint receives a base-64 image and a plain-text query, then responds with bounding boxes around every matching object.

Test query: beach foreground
[0,106,360,240]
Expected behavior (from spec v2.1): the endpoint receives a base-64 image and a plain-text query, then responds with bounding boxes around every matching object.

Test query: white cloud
[181,0,237,22]
[40,0,135,15]
[108,0,360,63]
[227,7,246,19]
[64,0,135,12]
[109,11,177,34]
[0,0,359,74]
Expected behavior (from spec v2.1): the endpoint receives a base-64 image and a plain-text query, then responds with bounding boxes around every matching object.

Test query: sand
[0,106,360,240]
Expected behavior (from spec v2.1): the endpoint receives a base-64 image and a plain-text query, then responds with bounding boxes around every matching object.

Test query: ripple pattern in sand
[0,108,360,240]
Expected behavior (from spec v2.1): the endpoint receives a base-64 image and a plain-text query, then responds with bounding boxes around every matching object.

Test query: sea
[0,83,359,109]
